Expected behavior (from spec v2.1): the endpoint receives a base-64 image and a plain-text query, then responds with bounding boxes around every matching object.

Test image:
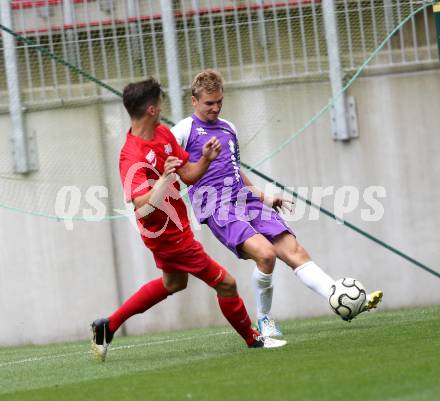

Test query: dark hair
[122,78,164,119]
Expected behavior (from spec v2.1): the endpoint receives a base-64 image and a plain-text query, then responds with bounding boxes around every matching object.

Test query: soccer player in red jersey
[91,78,286,361]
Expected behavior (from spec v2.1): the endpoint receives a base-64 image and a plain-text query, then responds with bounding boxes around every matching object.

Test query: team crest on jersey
[146,149,157,167]
[196,127,207,135]
[164,143,173,155]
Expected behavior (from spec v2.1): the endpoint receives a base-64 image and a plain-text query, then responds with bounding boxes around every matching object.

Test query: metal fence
[0,0,438,107]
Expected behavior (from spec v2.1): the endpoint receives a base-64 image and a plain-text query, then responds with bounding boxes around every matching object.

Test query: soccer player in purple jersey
[171,69,383,336]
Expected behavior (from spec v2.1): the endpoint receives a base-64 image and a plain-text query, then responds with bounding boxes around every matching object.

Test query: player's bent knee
[215,274,238,297]
[163,279,188,294]
[296,245,310,262]
[257,248,277,270]
[222,276,237,292]
[285,244,311,268]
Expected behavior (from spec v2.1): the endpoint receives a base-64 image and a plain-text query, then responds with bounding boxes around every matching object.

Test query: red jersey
[119,124,193,253]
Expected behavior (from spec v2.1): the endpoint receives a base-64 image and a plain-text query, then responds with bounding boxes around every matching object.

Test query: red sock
[217,295,259,346]
[108,278,170,333]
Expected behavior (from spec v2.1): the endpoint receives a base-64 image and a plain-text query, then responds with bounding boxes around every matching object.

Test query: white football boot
[249,334,287,349]
[257,315,283,337]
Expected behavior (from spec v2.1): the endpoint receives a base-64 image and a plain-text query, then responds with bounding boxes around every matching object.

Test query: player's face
[192,90,223,123]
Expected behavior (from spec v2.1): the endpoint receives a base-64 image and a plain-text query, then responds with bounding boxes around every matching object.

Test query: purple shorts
[206,198,295,258]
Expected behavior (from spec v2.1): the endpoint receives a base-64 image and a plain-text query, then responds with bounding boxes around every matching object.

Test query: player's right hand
[202,136,222,161]
[163,156,182,179]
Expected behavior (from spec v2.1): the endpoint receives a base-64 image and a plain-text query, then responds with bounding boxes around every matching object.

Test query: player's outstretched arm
[177,136,221,185]
[240,171,294,213]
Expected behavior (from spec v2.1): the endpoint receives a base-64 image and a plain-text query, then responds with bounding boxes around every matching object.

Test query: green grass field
[1,306,439,401]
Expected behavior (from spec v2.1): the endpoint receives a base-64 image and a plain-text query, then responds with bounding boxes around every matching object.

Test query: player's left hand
[202,137,222,161]
[266,195,295,213]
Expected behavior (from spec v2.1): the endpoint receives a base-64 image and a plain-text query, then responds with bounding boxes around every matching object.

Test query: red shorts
[153,239,226,288]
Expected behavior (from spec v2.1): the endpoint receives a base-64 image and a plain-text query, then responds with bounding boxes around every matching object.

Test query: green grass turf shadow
[1,306,439,401]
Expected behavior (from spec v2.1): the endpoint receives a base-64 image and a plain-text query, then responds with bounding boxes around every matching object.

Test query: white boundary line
[0,330,233,368]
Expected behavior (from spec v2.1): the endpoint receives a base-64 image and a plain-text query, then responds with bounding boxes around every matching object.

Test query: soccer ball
[329,278,367,321]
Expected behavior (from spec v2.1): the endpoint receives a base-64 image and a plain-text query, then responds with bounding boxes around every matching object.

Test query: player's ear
[191,96,197,107]
[146,104,155,116]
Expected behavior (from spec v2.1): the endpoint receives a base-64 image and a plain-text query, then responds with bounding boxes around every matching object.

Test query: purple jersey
[172,114,294,257]
[171,114,250,222]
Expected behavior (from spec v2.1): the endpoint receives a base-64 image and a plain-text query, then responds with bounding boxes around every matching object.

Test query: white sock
[294,261,335,299]
[252,267,274,319]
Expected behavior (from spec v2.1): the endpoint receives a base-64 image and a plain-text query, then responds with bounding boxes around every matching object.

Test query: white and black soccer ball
[329,278,367,321]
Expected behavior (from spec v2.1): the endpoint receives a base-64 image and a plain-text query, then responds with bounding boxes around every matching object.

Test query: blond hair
[191,69,224,99]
